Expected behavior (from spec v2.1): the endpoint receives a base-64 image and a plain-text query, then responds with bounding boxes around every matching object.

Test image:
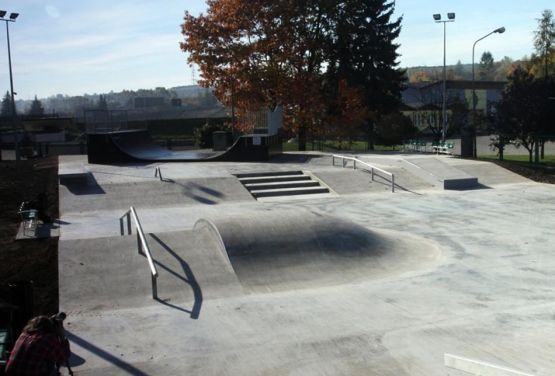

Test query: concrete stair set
[235,170,329,198]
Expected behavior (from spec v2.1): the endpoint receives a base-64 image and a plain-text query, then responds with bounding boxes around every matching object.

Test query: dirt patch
[489,160,555,184]
[0,157,59,318]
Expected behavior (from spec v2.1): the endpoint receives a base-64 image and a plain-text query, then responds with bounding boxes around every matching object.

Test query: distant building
[401,80,506,132]
[134,97,165,109]
[170,98,182,107]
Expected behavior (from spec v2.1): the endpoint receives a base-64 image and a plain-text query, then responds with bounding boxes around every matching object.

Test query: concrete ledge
[443,177,479,190]
[444,353,535,376]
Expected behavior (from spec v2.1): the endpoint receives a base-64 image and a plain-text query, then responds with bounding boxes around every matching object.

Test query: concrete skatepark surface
[57,153,554,375]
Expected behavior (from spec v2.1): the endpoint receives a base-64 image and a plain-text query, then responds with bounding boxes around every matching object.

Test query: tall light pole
[471,26,505,158]
[433,12,455,141]
[0,10,20,160]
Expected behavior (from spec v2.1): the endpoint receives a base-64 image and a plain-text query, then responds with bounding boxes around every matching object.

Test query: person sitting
[5,315,70,376]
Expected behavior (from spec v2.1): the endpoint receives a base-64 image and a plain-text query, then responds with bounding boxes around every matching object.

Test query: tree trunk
[541,140,545,160]
[367,121,374,151]
[534,138,540,164]
[298,125,307,151]
[529,148,533,164]
[498,137,504,161]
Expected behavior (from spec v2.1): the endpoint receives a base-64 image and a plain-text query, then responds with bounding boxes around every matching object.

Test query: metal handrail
[332,154,395,193]
[120,206,158,299]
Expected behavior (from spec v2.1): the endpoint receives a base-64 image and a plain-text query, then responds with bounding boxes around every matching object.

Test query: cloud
[45,5,60,18]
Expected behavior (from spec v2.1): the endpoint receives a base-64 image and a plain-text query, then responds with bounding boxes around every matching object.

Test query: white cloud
[45,5,60,19]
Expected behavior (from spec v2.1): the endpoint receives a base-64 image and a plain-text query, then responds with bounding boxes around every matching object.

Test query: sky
[0,0,553,100]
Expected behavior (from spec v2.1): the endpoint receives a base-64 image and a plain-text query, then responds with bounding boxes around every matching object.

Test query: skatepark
[54,137,555,376]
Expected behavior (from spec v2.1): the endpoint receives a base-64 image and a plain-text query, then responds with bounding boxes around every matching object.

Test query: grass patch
[282,140,401,152]
[480,154,555,166]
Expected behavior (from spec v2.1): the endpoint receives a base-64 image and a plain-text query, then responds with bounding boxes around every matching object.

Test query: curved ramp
[194,209,441,292]
[87,130,281,164]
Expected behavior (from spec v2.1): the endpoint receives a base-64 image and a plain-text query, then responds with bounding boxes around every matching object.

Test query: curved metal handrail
[332,154,395,193]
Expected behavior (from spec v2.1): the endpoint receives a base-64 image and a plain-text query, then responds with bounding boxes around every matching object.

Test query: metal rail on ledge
[332,154,395,193]
[120,206,159,299]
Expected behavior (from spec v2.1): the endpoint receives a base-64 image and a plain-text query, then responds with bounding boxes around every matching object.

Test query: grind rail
[119,206,159,299]
[332,154,395,193]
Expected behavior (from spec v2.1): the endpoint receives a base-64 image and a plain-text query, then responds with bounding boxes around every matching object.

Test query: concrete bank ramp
[59,229,242,313]
[402,157,479,189]
[194,209,441,292]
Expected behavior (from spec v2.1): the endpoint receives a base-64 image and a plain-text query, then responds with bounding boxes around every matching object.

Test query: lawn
[479,154,555,166]
[282,140,401,152]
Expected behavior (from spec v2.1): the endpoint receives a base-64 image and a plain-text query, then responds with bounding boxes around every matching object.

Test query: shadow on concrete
[447,182,491,191]
[268,154,319,164]
[66,330,150,375]
[67,351,86,367]
[149,234,203,319]
[359,168,422,196]
[59,175,105,195]
[170,181,225,205]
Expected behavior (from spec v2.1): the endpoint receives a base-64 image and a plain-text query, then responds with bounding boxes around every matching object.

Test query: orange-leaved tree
[181,0,335,150]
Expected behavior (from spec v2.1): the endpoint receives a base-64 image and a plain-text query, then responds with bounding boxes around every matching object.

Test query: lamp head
[447,12,456,20]
[9,13,19,20]
[433,14,441,21]
[494,27,505,34]
[0,10,6,18]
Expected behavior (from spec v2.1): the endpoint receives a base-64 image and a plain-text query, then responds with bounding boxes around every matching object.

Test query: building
[402,80,506,134]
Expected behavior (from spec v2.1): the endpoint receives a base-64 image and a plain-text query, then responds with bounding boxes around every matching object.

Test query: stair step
[250,186,330,198]
[244,181,320,190]
[238,175,312,184]
[234,170,303,179]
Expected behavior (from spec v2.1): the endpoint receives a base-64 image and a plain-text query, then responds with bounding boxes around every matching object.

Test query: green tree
[479,51,495,80]
[28,95,45,117]
[1,91,14,118]
[494,67,555,163]
[534,9,555,78]
[494,56,515,80]
[329,0,405,149]
[181,0,404,151]
[97,95,108,110]
[374,112,416,147]
[453,60,465,79]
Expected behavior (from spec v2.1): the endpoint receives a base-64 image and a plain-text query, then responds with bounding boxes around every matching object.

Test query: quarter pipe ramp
[87,130,281,164]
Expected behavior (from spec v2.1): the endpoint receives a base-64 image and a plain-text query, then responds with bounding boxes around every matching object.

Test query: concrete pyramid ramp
[194,209,442,292]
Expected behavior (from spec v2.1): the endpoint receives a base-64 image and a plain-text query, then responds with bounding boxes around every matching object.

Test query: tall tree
[478,51,495,80]
[28,95,45,117]
[97,95,108,110]
[534,9,555,78]
[181,0,404,150]
[328,0,405,148]
[494,67,555,163]
[1,91,14,118]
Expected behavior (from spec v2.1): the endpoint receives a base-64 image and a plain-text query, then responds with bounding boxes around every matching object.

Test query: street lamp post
[471,27,505,158]
[433,12,455,142]
[0,10,20,160]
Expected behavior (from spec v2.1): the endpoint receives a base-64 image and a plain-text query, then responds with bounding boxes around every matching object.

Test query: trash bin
[212,131,228,151]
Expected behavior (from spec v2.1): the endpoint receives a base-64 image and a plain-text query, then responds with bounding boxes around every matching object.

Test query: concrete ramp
[60,210,441,313]
[402,157,479,190]
[194,209,442,292]
[59,230,242,313]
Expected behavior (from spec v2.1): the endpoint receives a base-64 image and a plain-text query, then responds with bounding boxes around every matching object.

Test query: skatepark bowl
[57,152,555,375]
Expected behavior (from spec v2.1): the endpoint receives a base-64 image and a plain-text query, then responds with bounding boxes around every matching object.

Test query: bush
[193,121,231,148]
[375,113,417,146]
